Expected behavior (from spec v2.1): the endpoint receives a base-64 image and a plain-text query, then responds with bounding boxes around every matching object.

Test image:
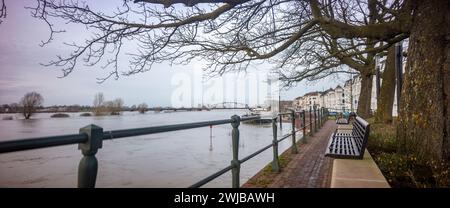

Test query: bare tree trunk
[357,69,374,118]
[23,107,31,119]
[375,46,396,123]
[398,0,450,161]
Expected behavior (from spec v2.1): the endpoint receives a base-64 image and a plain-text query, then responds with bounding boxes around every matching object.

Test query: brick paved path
[251,120,337,188]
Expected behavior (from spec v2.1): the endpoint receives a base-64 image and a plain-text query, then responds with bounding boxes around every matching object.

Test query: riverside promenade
[243,120,337,188]
[243,118,390,188]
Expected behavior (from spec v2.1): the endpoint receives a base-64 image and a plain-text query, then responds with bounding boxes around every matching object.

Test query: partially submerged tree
[110,98,124,115]
[137,103,148,114]
[20,92,44,119]
[92,93,124,115]
[92,92,106,116]
[27,0,450,161]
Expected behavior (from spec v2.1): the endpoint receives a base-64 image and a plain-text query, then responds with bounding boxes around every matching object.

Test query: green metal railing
[0,108,329,188]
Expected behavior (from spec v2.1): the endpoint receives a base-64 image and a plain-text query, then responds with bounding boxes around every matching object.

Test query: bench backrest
[351,116,370,158]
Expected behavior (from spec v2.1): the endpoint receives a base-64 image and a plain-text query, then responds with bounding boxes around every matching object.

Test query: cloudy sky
[0,1,347,107]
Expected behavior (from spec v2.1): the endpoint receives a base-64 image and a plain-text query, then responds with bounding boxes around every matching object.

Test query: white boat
[241,110,276,124]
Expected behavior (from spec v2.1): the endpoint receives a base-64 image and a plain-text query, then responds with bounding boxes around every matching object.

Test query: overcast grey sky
[0,1,347,107]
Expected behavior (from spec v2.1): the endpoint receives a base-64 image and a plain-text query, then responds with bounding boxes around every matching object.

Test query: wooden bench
[336,112,356,125]
[336,118,349,124]
[325,116,370,160]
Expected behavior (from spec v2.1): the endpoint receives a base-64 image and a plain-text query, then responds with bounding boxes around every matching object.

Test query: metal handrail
[239,143,273,164]
[277,133,292,142]
[0,117,260,152]
[0,134,88,153]
[189,165,234,188]
[0,109,329,188]
[102,119,233,140]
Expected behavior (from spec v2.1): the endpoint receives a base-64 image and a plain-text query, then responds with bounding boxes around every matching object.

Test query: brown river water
[0,110,296,187]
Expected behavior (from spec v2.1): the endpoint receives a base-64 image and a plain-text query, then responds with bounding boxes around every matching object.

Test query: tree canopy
[1,0,449,161]
[26,0,411,82]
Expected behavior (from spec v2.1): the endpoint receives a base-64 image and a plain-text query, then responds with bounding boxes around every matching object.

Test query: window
[342,99,345,104]
[342,93,345,97]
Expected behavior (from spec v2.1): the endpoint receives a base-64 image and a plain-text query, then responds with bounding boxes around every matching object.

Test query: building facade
[296,75,382,114]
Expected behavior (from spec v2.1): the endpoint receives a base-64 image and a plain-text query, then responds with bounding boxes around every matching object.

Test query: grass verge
[242,150,294,188]
[367,118,450,188]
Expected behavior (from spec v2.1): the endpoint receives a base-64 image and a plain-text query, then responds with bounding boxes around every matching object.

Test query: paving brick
[244,120,336,188]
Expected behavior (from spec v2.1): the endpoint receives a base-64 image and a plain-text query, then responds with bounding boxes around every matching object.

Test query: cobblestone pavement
[266,120,337,188]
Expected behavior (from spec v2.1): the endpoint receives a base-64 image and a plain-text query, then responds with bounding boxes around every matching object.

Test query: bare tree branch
[0,0,6,24]
[134,0,249,7]
[28,0,410,83]
[310,0,412,40]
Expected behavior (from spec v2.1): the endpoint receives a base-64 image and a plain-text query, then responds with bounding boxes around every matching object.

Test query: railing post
[314,106,318,132]
[321,108,324,126]
[230,115,241,188]
[302,110,307,144]
[318,107,321,128]
[78,124,103,188]
[309,106,313,136]
[320,107,323,127]
[322,108,326,125]
[271,118,280,172]
[290,110,298,154]
[319,107,323,127]
[279,114,282,129]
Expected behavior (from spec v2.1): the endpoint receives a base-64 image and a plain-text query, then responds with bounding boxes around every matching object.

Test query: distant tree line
[0,92,151,119]
[92,93,123,116]
[92,92,148,116]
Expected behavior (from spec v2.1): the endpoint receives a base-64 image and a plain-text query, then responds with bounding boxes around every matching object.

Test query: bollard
[78,124,103,188]
[271,118,280,172]
[290,110,298,154]
[302,110,307,144]
[230,115,241,188]
[309,107,313,136]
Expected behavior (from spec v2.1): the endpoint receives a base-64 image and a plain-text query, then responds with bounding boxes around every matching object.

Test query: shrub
[374,153,449,187]
[367,118,397,154]
[367,118,450,188]
[51,113,70,118]
[2,116,13,120]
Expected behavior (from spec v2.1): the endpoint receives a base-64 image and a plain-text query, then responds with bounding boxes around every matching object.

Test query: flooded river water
[0,110,296,187]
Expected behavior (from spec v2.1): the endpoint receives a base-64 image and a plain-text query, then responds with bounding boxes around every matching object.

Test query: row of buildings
[293,75,398,116]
